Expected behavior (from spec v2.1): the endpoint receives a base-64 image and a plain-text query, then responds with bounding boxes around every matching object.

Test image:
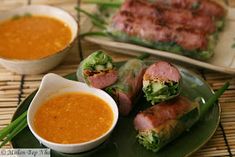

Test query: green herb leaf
[200,82,229,119]
[24,12,32,17]
[81,0,122,7]
[191,2,200,10]
[232,43,235,48]
[12,15,21,20]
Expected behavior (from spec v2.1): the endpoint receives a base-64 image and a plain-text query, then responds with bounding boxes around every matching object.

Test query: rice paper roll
[108,10,217,60]
[105,0,225,60]
[106,59,146,116]
[134,96,200,152]
[143,61,181,104]
[76,51,118,89]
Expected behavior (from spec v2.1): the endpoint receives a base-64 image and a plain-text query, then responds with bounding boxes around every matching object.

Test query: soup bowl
[27,73,119,153]
[0,5,78,74]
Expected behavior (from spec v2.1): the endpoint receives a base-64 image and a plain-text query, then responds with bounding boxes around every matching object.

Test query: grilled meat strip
[120,0,216,33]
[152,0,225,18]
[134,96,196,131]
[143,61,181,83]
[112,11,208,51]
[84,69,118,89]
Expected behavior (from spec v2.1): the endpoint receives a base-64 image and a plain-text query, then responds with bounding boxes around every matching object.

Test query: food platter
[11,64,220,157]
[80,3,235,74]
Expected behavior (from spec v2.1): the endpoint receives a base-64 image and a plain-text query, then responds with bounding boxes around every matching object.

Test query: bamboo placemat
[0,0,235,156]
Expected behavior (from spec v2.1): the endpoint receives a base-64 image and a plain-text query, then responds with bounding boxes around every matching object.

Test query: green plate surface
[11,66,220,157]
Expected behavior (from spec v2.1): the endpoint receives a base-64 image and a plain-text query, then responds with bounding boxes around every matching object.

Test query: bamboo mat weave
[0,0,235,156]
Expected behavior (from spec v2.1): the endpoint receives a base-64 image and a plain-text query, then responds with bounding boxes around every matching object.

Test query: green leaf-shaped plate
[11,66,220,157]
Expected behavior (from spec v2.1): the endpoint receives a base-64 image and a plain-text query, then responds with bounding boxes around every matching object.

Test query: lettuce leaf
[143,81,180,104]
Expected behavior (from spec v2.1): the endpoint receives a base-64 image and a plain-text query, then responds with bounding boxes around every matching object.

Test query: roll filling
[106,59,146,115]
[76,51,118,89]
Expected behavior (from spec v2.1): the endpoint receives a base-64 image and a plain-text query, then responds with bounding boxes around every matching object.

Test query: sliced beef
[87,70,118,89]
[143,61,181,82]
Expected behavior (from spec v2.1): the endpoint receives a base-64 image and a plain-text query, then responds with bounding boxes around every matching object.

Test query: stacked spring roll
[75,52,228,152]
[107,0,225,60]
[106,58,146,116]
[135,61,187,152]
[76,51,118,89]
[134,61,228,152]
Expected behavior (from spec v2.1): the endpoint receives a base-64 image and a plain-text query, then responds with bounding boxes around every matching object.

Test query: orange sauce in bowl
[0,15,72,60]
[34,92,113,144]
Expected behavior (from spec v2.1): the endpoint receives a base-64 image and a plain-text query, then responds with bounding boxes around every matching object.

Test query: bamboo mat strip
[220,123,233,156]
[202,72,235,157]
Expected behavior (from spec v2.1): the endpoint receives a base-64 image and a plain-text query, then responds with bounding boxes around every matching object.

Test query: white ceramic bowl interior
[27,73,119,153]
[0,5,78,74]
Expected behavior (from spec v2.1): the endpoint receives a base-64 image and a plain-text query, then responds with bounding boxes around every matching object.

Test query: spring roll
[134,82,229,152]
[134,96,199,152]
[106,59,146,116]
[76,51,118,89]
[143,61,181,104]
[106,0,226,60]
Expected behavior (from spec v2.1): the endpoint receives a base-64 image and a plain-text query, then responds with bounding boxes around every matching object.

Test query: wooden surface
[0,0,235,156]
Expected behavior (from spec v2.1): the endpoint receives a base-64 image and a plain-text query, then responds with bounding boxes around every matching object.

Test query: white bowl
[0,5,78,74]
[27,73,119,153]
